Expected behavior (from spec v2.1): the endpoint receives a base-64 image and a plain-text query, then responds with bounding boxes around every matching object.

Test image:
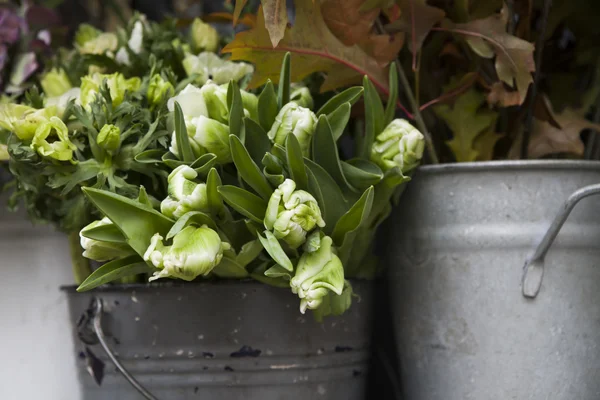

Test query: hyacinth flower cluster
[0,14,253,281]
[76,53,425,319]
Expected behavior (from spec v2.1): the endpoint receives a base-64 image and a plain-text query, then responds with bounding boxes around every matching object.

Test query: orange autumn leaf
[262,0,288,47]
[486,82,522,107]
[321,0,404,65]
[222,0,389,94]
[232,0,247,26]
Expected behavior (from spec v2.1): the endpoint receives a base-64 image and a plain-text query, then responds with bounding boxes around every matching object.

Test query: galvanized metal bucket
[63,280,372,400]
[385,160,600,400]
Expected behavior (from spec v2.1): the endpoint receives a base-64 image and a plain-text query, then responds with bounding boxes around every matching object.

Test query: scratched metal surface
[385,160,600,400]
[64,280,373,400]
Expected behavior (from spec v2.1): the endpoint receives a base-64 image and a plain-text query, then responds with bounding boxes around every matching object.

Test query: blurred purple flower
[0,7,25,45]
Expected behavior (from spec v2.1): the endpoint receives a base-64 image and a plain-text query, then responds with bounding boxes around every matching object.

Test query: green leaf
[134,149,165,164]
[137,186,153,208]
[257,230,293,271]
[76,255,152,292]
[258,80,278,131]
[312,115,353,192]
[235,239,263,267]
[245,117,272,166]
[250,262,291,288]
[285,133,308,191]
[360,76,385,158]
[264,264,293,279]
[80,223,127,244]
[230,135,273,200]
[327,102,351,141]
[340,159,383,190]
[277,52,291,109]
[304,158,348,233]
[191,153,218,178]
[211,256,249,278]
[332,186,374,246]
[166,211,217,240]
[206,168,225,216]
[218,185,268,223]
[174,101,195,162]
[227,80,245,140]
[317,86,363,116]
[384,63,398,126]
[82,187,174,257]
[262,152,286,186]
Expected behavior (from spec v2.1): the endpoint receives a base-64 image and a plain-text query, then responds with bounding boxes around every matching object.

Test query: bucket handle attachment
[522,183,600,299]
[84,297,160,400]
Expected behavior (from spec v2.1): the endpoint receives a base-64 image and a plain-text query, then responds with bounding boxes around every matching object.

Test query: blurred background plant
[223,0,600,163]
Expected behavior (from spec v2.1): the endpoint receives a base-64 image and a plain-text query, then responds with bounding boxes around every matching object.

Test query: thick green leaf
[230,135,273,200]
[82,187,174,256]
[137,186,153,208]
[327,102,351,141]
[360,76,385,158]
[80,223,127,244]
[384,63,398,126]
[277,52,291,109]
[174,101,195,162]
[341,159,383,189]
[250,262,291,288]
[317,86,363,116]
[235,239,263,267]
[245,117,272,166]
[257,230,293,271]
[76,255,152,292]
[227,80,245,140]
[166,211,217,240]
[304,158,348,233]
[262,152,286,186]
[212,257,249,278]
[285,133,308,191]
[206,168,224,216]
[218,185,267,223]
[258,80,278,131]
[133,149,165,164]
[312,115,353,192]
[264,264,293,279]
[332,186,374,246]
[161,152,185,169]
[191,153,218,178]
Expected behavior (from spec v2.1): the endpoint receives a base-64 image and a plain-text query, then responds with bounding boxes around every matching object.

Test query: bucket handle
[82,297,160,400]
[522,183,600,298]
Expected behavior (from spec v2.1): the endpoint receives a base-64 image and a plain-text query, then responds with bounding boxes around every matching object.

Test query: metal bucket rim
[60,278,372,293]
[417,160,600,174]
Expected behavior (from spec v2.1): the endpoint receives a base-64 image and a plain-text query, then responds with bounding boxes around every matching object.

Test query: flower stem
[68,230,92,285]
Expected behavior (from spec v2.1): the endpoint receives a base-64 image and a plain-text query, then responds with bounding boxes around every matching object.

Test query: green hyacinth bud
[200,80,258,123]
[190,115,231,163]
[74,24,101,47]
[144,225,230,281]
[182,52,254,85]
[40,68,72,97]
[97,124,121,153]
[78,32,118,55]
[167,83,208,122]
[30,116,76,161]
[370,119,425,174]
[160,165,209,219]
[190,18,219,53]
[265,179,325,249]
[268,102,317,156]
[291,232,345,314]
[80,72,141,108]
[147,74,174,106]
[79,217,134,261]
[290,84,314,109]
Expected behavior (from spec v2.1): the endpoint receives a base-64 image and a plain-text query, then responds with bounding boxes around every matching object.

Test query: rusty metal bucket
[63,280,373,400]
[386,160,600,400]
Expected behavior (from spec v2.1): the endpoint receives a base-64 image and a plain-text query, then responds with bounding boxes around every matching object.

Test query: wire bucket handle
[522,183,600,298]
[77,297,159,400]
